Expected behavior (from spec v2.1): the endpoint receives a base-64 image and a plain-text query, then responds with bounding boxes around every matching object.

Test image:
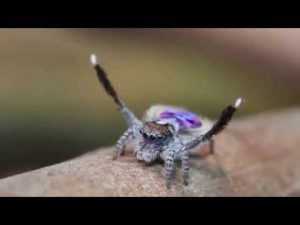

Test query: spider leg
[90,54,141,127]
[181,149,190,185]
[113,128,134,160]
[164,148,176,189]
[120,107,141,127]
[183,97,244,151]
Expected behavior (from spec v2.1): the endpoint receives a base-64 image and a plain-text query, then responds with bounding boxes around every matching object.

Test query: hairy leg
[164,149,176,189]
[120,106,141,127]
[113,128,134,160]
[90,54,142,127]
[183,98,244,151]
[181,150,190,185]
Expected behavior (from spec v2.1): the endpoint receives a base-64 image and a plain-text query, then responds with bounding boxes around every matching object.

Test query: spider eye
[158,135,163,140]
[149,135,156,141]
[143,133,148,138]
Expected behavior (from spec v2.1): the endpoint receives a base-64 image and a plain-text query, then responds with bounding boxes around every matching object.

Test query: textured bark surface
[0,108,299,196]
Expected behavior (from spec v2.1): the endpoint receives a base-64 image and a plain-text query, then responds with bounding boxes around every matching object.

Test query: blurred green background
[0,29,299,178]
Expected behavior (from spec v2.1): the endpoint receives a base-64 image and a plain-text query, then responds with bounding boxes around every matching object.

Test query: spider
[90,54,244,189]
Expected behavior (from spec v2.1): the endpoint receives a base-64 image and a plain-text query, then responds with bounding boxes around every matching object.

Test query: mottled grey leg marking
[134,141,146,161]
[113,128,133,160]
[165,149,176,189]
[181,151,189,185]
[119,105,141,127]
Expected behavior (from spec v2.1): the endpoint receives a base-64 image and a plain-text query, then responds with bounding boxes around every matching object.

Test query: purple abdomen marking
[159,109,202,129]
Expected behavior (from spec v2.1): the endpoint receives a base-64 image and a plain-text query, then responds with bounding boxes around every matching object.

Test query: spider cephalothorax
[90,54,244,189]
[140,122,173,143]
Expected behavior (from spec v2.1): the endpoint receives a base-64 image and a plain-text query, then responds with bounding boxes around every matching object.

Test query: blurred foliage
[0,29,299,177]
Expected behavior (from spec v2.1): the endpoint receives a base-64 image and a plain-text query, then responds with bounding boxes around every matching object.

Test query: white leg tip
[234,97,244,108]
[90,54,97,66]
